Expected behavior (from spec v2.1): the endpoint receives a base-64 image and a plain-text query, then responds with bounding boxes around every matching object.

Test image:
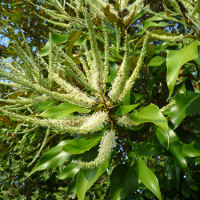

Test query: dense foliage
[0,0,200,199]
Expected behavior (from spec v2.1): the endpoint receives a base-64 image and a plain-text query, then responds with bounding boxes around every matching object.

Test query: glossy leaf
[58,163,79,180]
[154,127,187,170]
[166,40,199,97]
[167,93,200,129]
[109,164,139,200]
[115,103,140,116]
[62,132,103,154]
[29,141,71,177]
[148,56,165,67]
[182,142,200,158]
[76,156,110,200]
[130,104,169,132]
[40,102,90,119]
[138,157,162,200]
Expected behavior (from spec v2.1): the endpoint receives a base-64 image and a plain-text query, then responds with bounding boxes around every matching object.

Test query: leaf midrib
[173,95,200,125]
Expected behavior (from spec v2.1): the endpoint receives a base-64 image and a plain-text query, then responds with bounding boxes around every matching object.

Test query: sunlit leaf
[40,102,90,119]
[166,92,200,129]
[138,157,162,200]
[166,40,199,97]
[62,132,103,154]
[58,163,79,180]
[33,100,57,113]
[29,141,71,177]
[130,104,169,132]
[115,103,140,116]
[148,56,165,67]
[182,142,200,158]
[40,33,69,56]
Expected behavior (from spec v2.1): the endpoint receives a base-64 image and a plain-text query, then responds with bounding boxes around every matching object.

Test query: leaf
[154,127,187,170]
[107,63,118,83]
[40,40,51,57]
[167,93,200,129]
[148,56,165,67]
[144,21,169,29]
[33,100,57,113]
[40,33,69,56]
[29,141,71,177]
[115,103,140,116]
[65,30,82,57]
[182,142,200,158]
[130,104,169,132]
[58,163,79,180]
[138,157,162,200]
[166,40,199,97]
[52,33,69,44]
[109,164,139,200]
[138,21,169,34]
[62,132,103,154]
[102,5,120,25]
[132,143,164,158]
[40,102,90,119]
[123,91,131,105]
[76,156,110,200]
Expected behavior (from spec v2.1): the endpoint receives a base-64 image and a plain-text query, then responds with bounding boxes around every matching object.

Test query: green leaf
[154,127,187,170]
[148,56,165,67]
[29,141,71,177]
[107,63,118,83]
[33,100,57,113]
[182,142,200,158]
[130,104,169,132]
[109,164,139,200]
[132,143,164,158]
[138,157,162,200]
[52,33,69,44]
[167,93,200,129]
[138,21,169,34]
[144,21,169,29]
[65,30,82,57]
[62,132,103,154]
[40,102,90,119]
[58,163,79,180]
[115,103,140,116]
[123,91,131,105]
[166,40,199,97]
[76,156,110,200]
[40,40,51,57]
[40,33,69,56]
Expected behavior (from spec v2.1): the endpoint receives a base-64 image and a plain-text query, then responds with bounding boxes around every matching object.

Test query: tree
[0,0,200,199]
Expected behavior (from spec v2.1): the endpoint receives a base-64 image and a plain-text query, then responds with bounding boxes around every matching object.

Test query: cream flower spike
[79,111,109,134]
[73,130,116,168]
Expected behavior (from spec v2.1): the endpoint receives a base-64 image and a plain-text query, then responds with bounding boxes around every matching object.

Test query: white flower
[74,130,116,168]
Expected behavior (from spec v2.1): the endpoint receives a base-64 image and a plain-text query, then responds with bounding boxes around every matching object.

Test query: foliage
[0,0,49,58]
[1,0,200,199]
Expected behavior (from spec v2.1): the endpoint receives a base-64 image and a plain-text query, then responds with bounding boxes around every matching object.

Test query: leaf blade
[138,157,162,200]
[130,104,169,132]
[40,102,90,119]
[76,156,110,200]
[166,41,199,97]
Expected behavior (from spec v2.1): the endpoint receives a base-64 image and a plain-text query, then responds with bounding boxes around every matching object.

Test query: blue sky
[0,33,10,47]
